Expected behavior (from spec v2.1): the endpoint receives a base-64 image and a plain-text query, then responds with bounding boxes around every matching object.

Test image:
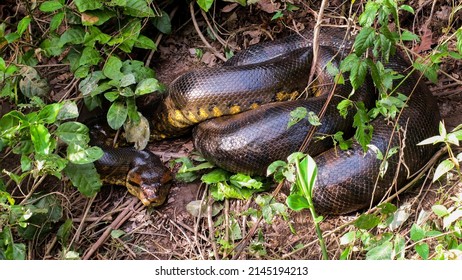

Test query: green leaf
[443,209,462,229]
[64,162,102,197]
[103,56,124,81]
[433,159,455,182]
[67,143,104,164]
[432,204,449,218]
[107,101,128,130]
[297,154,317,197]
[50,11,65,31]
[417,135,445,145]
[111,229,126,239]
[197,0,214,12]
[123,0,155,17]
[201,169,229,184]
[413,60,439,84]
[350,58,368,90]
[415,243,429,260]
[120,74,136,88]
[354,27,376,55]
[340,231,356,245]
[271,11,284,21]
[410,224,426,242]
[393,234,406,259]
[366,241,392,260]
[400,30,419,41]
[17,16,31,36]
[358,1,379,27]
[39,1,64,12]
[286,194,310,211]
[57,219,73,246]
[353,102,373,152]
[30,124,52,155]
[333,131,353,150]
[56,122,90,145]
[135,78,162,95]
[79,47,102,67]
[57,101,79,120]
[38,103,63,124]
[337,99,353,118]
[74,0,103,12]
[230,173,263,190]
[287,107,307,128]
[135,35,157,50]
[355,214,380,230]
[5,242,26,260]
[151,11,172,34]
[400,4,415,14]
[58,28,85,47]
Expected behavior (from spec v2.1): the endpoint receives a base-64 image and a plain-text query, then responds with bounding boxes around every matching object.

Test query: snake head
[127,164,173,206]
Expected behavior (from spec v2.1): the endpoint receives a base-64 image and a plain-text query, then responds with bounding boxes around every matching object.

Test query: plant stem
[306,195,329,260]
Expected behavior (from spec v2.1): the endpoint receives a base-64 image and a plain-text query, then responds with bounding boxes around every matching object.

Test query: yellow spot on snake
[250,103,259,110]
[212,107,223,117]
[229,105,241,114]
[198,108,209,119]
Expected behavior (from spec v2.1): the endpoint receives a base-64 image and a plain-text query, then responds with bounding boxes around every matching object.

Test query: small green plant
[418,121,462,182]
[268,152,328,260]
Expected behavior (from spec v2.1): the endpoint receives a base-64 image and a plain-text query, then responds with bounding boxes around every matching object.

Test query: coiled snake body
[98,27,441,214]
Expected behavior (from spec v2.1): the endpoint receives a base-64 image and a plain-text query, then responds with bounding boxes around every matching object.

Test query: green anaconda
[96,27,441,214]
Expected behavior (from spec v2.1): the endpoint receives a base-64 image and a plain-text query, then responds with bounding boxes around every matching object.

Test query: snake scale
[97,27,441,214]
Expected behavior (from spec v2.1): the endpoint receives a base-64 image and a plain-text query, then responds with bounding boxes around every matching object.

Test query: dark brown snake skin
[189,28,441,214]
[98,28,441,214]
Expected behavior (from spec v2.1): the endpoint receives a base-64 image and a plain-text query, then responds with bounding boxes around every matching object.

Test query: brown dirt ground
[1,1,462,260]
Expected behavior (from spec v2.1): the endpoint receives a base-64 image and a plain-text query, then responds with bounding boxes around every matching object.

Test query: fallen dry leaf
[258,0,280,13]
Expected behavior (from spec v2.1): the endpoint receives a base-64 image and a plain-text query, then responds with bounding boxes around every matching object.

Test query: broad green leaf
[30,124,52,155]
[355,213,380,230]
[39,1,63,12]
[17,16,31,36]
[120,74,137,88]
[79,47,102,66]
[340,231,356,245]
[337,99,353,118]
[5,242,26,260]
[266,160,286,176]
[358,1,379,27]
[57,219,73,246]
[64,162,102,197]
[135,78,162,95]
[197,0,214,12]
[297,154,317,197]
[58,28,85,47]
[350,58,368,90]
[415,243,429,260]
[74,0,103,12]
[56,122,90,145]
[230,173,263,190]
[417,135,444,145]
[410,224,426,242]
[151,11,172,34]
[354,27,375,56]
[210,181,254,201]
[432,159,455,182]
[286,194,310,211]
[393,234,406,259]
[366,241,393,260]
[57,101,79,120]
[135,35,157,50]
[37,103,62,124]
[124,0,155,17]
[353,102,373,152]
[400,5,415,14]
[103,56,124,81]
[443,209,462,229]
[19,66,50,98]
[201,169,229,184]
[79,71,105,97]
[50,11,65,31]
[287,107,307,128]
[107,101,128,129]
[400,30,419,41]
[111,229,125,239]
[333,131,352,150]
[67,143,104,164]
